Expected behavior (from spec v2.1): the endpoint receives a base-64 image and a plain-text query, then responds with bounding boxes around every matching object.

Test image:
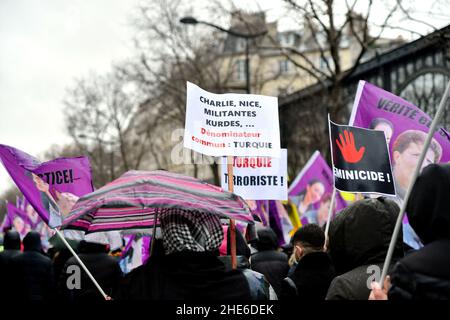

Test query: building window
[279,59,291,74]
[236,38,246,52]
[234,59,246,81]
[279,33,295,47]
[319,56,333,70]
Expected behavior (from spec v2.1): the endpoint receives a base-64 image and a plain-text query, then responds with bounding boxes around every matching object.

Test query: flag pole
[53,228,109,300]
[324,187,337,244]
[379,79,450,289]
[227,155,237,270]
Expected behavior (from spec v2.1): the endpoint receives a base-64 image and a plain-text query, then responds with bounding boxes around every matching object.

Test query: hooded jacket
[10,231,55,300]
[389,164,450,300]
[326,197,403,300]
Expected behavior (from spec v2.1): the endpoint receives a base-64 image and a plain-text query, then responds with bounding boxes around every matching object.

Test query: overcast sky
[0,0,448,195]
[0,0,141,193]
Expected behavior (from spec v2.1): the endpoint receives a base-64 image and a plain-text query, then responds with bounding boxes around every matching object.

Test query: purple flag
[349,81,450,249]
[349,81,449,201]
[288,151,347,227]
[0,144,94,228]
[267,200,293,246]
[1,203,31,236]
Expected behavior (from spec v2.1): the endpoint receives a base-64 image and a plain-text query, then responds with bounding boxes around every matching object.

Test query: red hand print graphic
[336,130,365,163]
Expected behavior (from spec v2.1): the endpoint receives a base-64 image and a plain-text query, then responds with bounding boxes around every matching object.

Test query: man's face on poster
[393,142,436,189]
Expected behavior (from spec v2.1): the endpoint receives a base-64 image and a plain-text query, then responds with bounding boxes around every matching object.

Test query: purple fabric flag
[120,234,136,259]
[348,81,450,249]
[1,203,31,236]
[0,144,94,228]
[267,200,293,246]
[288,151,347,226]
[349,81,449,196]
[142,236,151,264]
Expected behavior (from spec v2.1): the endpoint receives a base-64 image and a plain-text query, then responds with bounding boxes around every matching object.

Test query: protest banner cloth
[221,149,288,200]
[0,144,94,228]
[0,144,110,299]
[329,119,396,196]
[349,81,449,164]
[349,81,449,249]
[379,79,450,289]
[184,81,280,157]
[288,151,347,228]
[1,202,30,233]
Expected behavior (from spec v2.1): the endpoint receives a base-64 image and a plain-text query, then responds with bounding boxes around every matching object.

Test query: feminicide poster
[184,82,281,157]
[221,149,288,200]
[329,120,396,196]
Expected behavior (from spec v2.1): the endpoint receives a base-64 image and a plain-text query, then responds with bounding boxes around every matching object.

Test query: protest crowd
[1,80,450,302]
[0,163,449,301]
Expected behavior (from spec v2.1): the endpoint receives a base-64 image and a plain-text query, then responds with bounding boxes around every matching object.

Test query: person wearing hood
[58,232,123,301]
[326,197,403,300]
[370,164,450,300]
[10,231,55,300]
[250,227,289,298]
[118,209,272,300]
[0,231,22,301]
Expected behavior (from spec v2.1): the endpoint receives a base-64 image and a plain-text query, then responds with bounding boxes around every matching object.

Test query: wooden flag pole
[379,79,450,289]
[227,155,237,270]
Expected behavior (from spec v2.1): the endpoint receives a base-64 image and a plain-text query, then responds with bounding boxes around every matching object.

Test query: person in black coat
[0,230,21,266]
[370,164,450,300]
[250,227,289,297]
[58,239,123,301]
[280,224,335,300]
[10,231,55,300]
[0,231,22,301]
[118,210,267,300]
[326,197,403,300]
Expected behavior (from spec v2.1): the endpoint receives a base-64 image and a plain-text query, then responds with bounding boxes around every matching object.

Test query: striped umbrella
[61,170,254,234]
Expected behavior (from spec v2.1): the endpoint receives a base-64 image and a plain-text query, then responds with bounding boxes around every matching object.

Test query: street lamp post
[180,16,267,94]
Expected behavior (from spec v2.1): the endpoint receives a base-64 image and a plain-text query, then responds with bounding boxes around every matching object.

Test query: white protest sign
[221,149,288,200]
[184,82,280,157]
